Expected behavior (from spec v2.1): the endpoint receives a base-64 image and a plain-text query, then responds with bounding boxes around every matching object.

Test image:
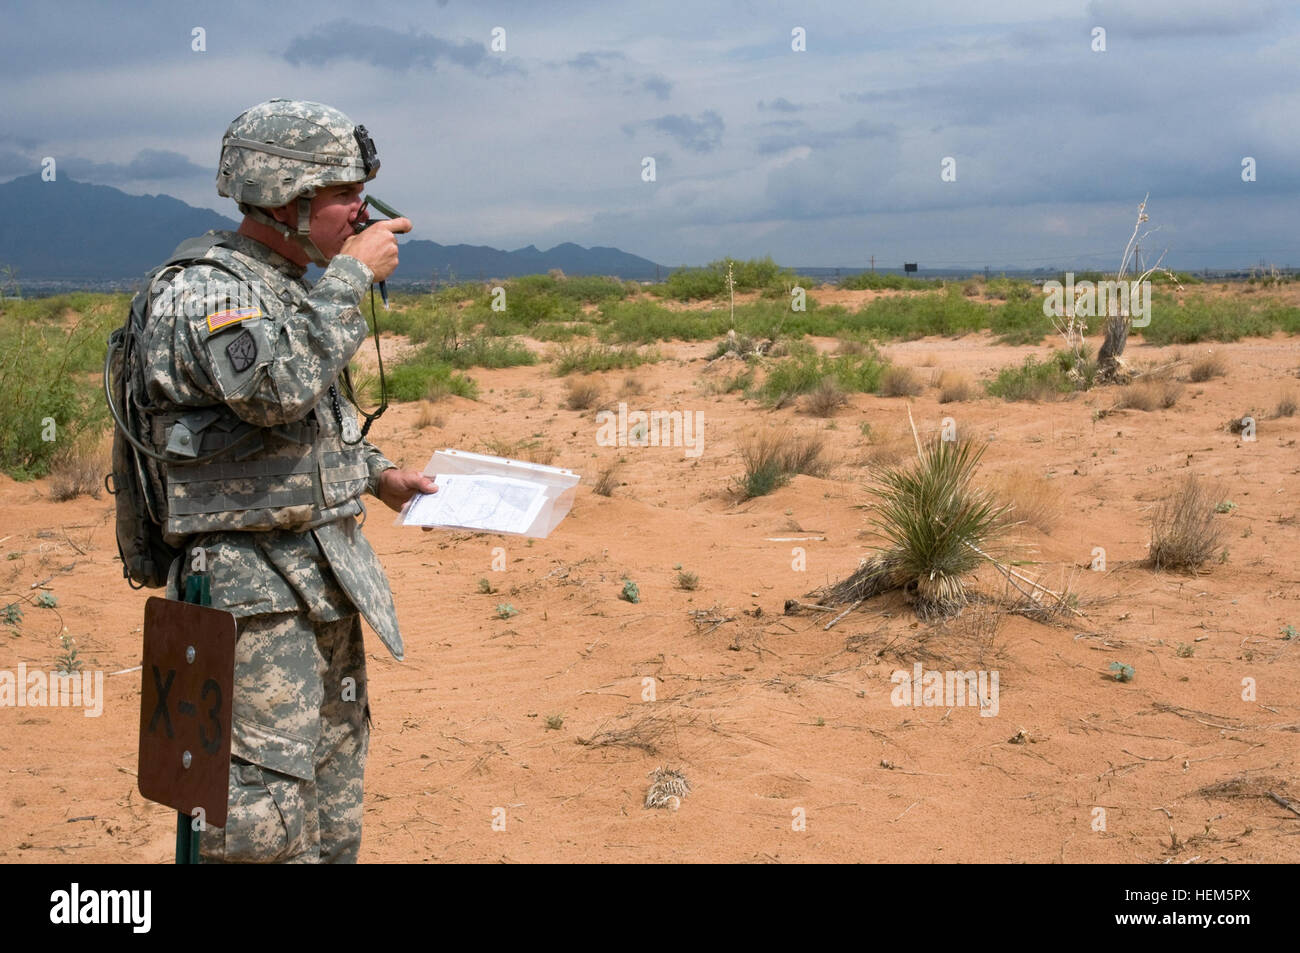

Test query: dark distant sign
[903,263,918,274]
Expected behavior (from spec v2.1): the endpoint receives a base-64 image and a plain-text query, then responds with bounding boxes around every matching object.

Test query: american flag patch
[205,306,262,334]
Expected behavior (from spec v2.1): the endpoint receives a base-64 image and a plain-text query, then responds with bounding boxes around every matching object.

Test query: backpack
[104,235,252,588]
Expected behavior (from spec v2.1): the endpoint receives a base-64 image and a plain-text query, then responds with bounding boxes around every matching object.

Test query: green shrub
[552,342,661,375]
[651,257,797,301]
[984,355,1074,401]
[0,295,122,479]
[839,272,938,291]
[386,358,478,402]
[599,299,728,343]
[842,289,988,340]
[868,436,1007,616]
[423,334,536,369]
[758,348,887,405]
[735,426,829,499]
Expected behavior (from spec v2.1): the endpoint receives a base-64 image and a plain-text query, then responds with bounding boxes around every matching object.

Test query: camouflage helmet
[216,99,380,264]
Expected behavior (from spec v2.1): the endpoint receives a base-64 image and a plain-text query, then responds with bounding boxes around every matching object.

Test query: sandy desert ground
[2,290,1298,863]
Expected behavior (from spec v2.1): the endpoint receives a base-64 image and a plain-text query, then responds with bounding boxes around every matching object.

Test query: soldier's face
[277,184,367,260]
[309,183,367,259]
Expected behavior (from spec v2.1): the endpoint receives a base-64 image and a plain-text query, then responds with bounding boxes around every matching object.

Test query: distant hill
[0,174,664,283]
[0,174,239,280]
[394,239,662,282]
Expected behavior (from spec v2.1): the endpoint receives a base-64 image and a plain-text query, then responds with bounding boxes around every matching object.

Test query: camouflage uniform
[139,101,403,863]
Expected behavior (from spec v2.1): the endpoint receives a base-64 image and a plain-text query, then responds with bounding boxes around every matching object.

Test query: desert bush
[415,401,444,429]
[652,257,796,301]
[844,290,987,340]
[564,377,603,410]
[1139,294,1300,345]
[1274,394,1297,418]
[839,272,937,291]
[1146,473,1225,571]
[1115,379,1183,411]
[481,438,556,465]
[701,366,754,396]
[0,295,121,479]
[48,439,108,502]
[859,428,914,469]
[934,370,979,403]
[877,365,923,398]
[865,437,1008,617]
[386,359,477,402]
[988,467,1061,534]
[552,342,661,376]
[984,356,1073,401]
[1187,352,1227,382]
[592,463,619,497]
[600,298,727,343]
[759,349,887,406]
[735,427,829,499]
[804,378,848,416]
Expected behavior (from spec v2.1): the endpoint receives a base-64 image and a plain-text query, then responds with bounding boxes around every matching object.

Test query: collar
[212,230,309,280]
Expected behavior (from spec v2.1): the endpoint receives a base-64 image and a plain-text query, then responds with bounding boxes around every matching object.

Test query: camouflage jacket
[142,230,405,660]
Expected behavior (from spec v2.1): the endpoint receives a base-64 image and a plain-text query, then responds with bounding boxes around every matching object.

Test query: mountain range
[0,174,665,284]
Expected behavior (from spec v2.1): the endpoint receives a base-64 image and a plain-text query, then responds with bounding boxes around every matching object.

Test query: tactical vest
[142,237,371,543]
[151,407,369,543]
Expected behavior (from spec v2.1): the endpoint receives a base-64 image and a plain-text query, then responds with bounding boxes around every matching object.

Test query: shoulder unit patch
[225,328,258,372]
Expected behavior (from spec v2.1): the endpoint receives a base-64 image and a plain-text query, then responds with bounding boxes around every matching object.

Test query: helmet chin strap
[239,194,331,267]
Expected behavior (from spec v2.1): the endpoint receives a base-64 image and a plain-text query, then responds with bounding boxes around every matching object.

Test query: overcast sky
[3,0,1298,270]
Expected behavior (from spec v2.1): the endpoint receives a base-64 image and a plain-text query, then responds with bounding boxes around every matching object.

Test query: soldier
[139,99,433,863]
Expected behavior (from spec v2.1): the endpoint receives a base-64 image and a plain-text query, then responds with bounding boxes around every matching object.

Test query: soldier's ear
[267,203,295,227]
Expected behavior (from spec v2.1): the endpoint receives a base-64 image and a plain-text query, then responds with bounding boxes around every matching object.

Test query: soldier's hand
[376,467,438,523]
[340,218,412,283]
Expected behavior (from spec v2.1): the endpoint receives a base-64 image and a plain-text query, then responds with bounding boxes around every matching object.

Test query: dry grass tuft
[858,427,914,469]
[1274,393,1297,418]
[1147,473,1225,572]
[564,376,604,410]
[620,374,645,397]
[988,467,1062,534]
[592,462,620,497]
[482,437,556,465]
[735,426,829,499]
[577,715,675,755]
[1187,352,1228,382]
[834,338,873,356]
[878,365,923,398]
[415,400,444,430]
[933,369,980,403]
[48,442,108,502]
[1115,379,1183,411]
[803,378,848,417]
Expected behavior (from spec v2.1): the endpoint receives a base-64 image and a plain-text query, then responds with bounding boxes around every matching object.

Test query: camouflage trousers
[200,612,369,864]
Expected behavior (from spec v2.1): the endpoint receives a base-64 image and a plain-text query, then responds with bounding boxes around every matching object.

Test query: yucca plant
[822,436,1007,618]
[871,437,1007,616]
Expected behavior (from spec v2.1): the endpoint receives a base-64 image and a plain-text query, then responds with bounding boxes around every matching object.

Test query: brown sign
[137,597,236,828]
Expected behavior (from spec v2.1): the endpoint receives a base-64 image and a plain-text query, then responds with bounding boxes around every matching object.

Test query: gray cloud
[757,119,896,155]
[63,149,207,184]
[758,97,801,112]
[648,111,724,153]
[0,149,34,179]
[641,73,672,100]
[1086,0,1282,37]
[567,51,624,71]
[283,19,516,74]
